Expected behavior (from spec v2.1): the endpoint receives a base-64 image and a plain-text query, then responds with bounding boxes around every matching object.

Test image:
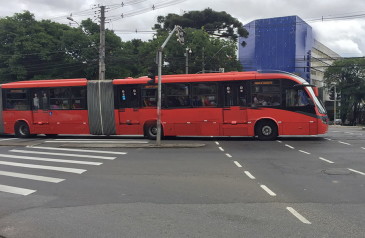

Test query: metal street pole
[185,48,191,74]
[156,25,184,146]
[99,5,106,81]
[334,85,337,122]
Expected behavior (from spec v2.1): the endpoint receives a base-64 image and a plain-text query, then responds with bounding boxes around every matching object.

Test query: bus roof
[113,71,304,85]
[1,78,87,89]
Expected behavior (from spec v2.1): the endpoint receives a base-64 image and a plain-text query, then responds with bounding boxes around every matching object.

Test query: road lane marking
[276,140,282,143]
[10,150,116,160]
[0,184,36,196]
[215,142,220,145]
[299,150,311,155]
[361,147,365,150]
[324,138,332,141]
[27,146,127,155]
[318,157,334,164]
[348,168,365,175]
[244,171,255,179]
[285,144,294,149]
[286,207,311,224]
[0,171,64,183]
[338,141,351,146]
[0,138,18,141]
[0,161,86,174]
[260,185,276,196]
[53,139,148,143]
[218,147,224,152]
[233,161,242,168]
[0,154,102,166]
[225,153,232,158]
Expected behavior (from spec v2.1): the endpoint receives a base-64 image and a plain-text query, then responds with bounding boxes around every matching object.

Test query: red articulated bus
[0,71,328,140]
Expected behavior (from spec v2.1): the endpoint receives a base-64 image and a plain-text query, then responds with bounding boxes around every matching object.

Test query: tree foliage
[154,8,248,46]
[324,58,365,125]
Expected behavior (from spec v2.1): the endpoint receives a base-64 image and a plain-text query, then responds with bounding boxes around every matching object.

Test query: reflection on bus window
[286,89,311,107]
[142,86,157,107]
[192,83,217,107]
[251,80,281,107]
[166,83,190,108]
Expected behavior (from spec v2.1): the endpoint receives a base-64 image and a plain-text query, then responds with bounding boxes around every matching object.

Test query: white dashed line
[233,161,242,168]
[277,140,282,143]
[348,168,365,176]
[318,157,334,164]
[338,141,351,146]
[218,147,224,152]
[215,142,220,145]
[299,150,311,155]
[225,153,232,158]
[285,144,294,149]
[244,171,256,179]
[260,185,276,196]
[286,207,311,224]
[361,147,365,150]
[324,138,332,141]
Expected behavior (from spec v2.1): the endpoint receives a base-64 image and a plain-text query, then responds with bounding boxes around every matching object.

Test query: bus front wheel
[14,121,31,138]
[255,120,278,141]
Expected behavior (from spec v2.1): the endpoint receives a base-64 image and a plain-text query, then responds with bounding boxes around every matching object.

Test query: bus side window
[165,83,190,108]
[142,86,157,107]
[192,83,217,107]
[50,87,71,110]
[71,87,86,109]
[119,86,140,108]
[4,89,30,111]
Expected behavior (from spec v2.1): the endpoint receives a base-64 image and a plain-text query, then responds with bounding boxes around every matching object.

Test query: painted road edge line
[286,207,311,224]
[318,157,334,164]
[0,184,36,196]
[260,185,276,196]
[244,171,256,179]
[348,168,365,175]
[233,161,242,168]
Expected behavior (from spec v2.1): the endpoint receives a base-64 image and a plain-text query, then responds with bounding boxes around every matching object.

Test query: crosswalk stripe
[0,171,64,183]
[0,161,86,174]
[45,141,146,143]
[0,184,36,196]
[0,154,102,165]
[0,138,18,141]
[54,139,148,143]
[27,146,127,155]
[10,150,116,160]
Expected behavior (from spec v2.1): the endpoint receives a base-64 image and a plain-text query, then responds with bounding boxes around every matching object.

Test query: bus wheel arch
[144,120,163,140]
[254,119,278,141]
[14,120,32,138]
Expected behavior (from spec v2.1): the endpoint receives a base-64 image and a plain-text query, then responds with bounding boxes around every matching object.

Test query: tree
[154,8,248,46]
[324,58,365,125]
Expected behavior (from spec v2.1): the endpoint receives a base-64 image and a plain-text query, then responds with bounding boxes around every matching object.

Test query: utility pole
[202,47,205,73]
[99,5,106,81]
[185,47,192,74]
[334,85,337,122]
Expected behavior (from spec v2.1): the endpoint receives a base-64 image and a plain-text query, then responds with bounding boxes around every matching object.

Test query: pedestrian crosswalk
[0,146,127,196]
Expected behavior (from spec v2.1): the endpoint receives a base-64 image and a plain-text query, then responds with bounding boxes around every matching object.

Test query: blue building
[239,16,315,82]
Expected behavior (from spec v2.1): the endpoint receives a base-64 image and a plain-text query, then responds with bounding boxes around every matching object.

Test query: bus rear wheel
[14,121,31,138]
[144,123,162,140]
[256,120,278,141]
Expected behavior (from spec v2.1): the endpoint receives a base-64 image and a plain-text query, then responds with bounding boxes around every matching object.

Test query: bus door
[222,82,248,136]
[31,89,50,130]
[117,85,141,135]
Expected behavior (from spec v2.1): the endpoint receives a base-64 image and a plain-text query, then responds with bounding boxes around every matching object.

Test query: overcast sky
[1,0,365,57]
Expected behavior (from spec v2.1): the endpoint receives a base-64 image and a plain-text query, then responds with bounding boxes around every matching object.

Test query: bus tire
[144,122,162,140]
[14,121,31,138]
[255,120,278,141]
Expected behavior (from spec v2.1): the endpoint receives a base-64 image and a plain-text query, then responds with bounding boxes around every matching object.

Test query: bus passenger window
[4,89,30,111]
[286,89,311,107]
[142,86,157,107]
[192,83,217,107]
[165,83,190,108]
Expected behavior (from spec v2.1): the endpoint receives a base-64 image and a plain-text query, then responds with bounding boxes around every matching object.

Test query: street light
[185,47,192,74]
[67,16,80,26]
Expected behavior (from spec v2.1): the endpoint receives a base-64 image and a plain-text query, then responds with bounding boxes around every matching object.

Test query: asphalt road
[0,126,364,238]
